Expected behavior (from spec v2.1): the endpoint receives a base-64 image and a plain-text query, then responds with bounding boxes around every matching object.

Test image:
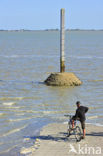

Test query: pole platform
[44,72,82,86]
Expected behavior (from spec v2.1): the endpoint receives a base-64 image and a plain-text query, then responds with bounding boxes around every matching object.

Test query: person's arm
[72,109,79,120]
[84,107,89,113]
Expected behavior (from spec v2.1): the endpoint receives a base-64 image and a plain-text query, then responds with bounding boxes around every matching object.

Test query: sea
[0,30,103,155]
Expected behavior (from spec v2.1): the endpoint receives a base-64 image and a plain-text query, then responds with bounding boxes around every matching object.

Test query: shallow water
[0,31,103,155]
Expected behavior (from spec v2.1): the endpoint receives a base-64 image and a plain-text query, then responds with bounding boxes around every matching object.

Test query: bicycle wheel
[75,126,82,142]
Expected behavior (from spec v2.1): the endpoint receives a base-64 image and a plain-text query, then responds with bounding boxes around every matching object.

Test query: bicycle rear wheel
[75,126,82,142]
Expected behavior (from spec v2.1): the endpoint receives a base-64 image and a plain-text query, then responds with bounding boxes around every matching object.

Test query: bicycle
[64,114,82,142]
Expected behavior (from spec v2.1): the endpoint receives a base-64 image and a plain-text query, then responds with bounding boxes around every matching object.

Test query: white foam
[3,102,16,106]
[20,146,35,154]
[3,106,20,109]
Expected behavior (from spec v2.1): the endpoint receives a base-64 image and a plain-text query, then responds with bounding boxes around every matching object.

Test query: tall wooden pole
[60,8,65,73]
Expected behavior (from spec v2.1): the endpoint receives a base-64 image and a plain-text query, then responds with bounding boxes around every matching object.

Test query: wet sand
[21,122,103,156]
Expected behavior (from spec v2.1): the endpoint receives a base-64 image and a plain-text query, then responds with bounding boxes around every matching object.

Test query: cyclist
[72,101,89,139]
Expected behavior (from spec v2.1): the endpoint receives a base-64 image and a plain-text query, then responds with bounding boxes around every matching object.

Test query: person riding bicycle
[72,101,89,139]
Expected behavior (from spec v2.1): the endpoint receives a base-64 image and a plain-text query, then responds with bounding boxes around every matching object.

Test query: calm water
[0,31,103,155]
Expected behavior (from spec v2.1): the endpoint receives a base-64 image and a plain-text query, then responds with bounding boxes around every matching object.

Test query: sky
[0,0,103,30]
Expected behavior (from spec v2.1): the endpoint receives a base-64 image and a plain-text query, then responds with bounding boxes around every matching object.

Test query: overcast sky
[0,0,103,30]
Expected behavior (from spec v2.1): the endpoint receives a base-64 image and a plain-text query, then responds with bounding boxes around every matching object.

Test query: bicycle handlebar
[64,114,73,118]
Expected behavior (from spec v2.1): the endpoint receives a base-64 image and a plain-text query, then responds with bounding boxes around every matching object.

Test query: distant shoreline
[0,29,103,32]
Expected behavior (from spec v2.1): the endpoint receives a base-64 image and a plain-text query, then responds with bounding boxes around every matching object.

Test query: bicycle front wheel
[67,121,72,137]
[75,126,82,142]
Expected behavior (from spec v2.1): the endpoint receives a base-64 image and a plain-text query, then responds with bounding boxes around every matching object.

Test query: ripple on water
[88,79,103,82]
[0,124,28,138]
[0,113,6,116]
[0,97,24,101]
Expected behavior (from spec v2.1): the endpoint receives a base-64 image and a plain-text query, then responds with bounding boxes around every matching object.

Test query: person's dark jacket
[73,106,89,122]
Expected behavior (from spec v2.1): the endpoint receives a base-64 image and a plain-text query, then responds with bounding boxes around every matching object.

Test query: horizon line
[0,28,103,31]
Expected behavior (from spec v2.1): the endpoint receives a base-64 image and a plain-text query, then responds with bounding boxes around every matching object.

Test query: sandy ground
[20,123,103,156]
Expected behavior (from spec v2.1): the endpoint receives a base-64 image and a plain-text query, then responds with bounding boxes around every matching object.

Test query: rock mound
[44,72,82,86]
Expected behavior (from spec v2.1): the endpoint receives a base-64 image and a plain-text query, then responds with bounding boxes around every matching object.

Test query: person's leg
[83,128,86,138]
[72,120,74,129]
[81,121,85,139]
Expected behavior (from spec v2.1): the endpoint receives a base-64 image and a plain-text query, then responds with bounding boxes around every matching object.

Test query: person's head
[76,101,81,108]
